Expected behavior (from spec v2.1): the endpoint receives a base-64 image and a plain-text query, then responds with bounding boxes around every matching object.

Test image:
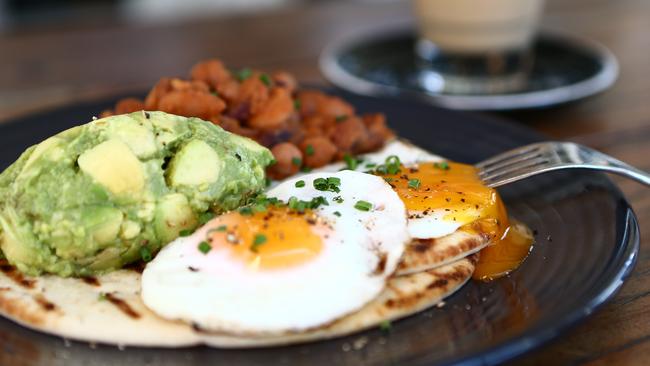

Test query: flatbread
[397,229,489,276]
[0,255,475,348]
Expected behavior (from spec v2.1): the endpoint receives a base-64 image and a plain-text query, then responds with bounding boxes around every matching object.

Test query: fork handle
[585,149,650,186]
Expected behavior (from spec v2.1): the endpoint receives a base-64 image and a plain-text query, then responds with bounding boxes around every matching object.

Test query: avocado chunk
[0,111,274,276]
[167,140,222,188]
[155,193,197,243]
[78,139,146,199]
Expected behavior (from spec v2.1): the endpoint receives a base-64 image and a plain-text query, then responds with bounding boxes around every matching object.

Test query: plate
[320,27,618,110]
[0,91,638,365]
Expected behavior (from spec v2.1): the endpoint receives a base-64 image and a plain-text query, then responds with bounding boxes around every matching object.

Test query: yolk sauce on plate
[203,207,324,270]
[378,161,534,281]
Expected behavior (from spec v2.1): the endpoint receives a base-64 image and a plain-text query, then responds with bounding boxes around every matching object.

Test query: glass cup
[412,0,545,94]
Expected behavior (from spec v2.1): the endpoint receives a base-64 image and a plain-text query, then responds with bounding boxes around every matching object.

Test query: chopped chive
[354,200,373,211]
[210,91,219,97]
[268,158,278,166]
[239,206,253,216]
[300,166,313,173]
[179,229,193,237]
[216,225,227,232]
[434,161,450,170]
[305,144,315,156]
[251,234,267,252]
[139,247,152,262]
[293,99,301,110]
[198,211,216,225]
[379,320,392,332]
[236,68,252,81]
[291,157,302,166]
[295,180,306,188]
[98,293,107,301]
[198,241,212,254]
[365,163,377,168]
[385,155,401,175]
[265,177,272,187]
[408,178,421,189]
[334,211,341,217]
[259,73,272,86]
[333,196,344,203]
[252,204,267,213]
[343,154,361,170]
[313,177,341,193]
[384,177,393,183]
[335,115,348,122]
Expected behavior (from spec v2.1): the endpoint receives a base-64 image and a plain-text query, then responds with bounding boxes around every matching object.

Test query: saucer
[320,27,618,110]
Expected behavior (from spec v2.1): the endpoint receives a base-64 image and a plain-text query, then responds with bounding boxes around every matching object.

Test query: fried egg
[317,141,532,280]
[141,170,409,335]
[315,141,507,240]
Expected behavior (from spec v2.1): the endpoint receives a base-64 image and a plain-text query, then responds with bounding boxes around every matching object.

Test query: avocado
[0,111,274,276]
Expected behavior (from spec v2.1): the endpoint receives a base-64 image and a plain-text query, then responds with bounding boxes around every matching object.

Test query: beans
[272,71,298,93]
[114,98,145,114]
[107,58,394,180]
[301,137,337,168]
[249,88,294,130]
[158,90,226,120]
[330,116,368,153]
[267,143,303,179]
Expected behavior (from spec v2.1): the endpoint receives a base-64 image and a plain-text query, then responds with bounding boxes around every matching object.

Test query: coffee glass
[412,0,545,94]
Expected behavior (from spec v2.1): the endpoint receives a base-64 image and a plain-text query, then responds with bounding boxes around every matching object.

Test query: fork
[476,141,650,188]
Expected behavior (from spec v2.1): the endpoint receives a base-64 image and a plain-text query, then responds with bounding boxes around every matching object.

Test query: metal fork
[476,141,650,188]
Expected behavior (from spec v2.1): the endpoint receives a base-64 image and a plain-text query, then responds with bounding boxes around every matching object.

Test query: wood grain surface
[0,0,648,364]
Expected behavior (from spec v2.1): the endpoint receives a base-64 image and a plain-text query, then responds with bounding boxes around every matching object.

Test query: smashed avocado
[0,111,273,276]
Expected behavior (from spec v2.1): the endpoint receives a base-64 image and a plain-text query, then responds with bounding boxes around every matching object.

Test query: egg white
[141,170,409,335]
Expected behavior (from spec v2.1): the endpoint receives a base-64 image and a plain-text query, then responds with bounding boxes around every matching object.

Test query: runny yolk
[378,162,534,281]
[204,207,323,270]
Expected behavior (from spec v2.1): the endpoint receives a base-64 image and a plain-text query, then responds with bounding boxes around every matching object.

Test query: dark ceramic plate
[0,92,638,366]
[320,27,618,110]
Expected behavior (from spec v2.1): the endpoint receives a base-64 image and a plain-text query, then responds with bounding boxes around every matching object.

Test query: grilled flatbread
[0,255,475,348]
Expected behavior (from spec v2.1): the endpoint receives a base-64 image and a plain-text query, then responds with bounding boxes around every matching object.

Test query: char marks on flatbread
[0,256,476,348]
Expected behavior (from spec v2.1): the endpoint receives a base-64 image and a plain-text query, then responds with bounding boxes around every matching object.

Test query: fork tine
[478,148,544,176]
[479,156,550,182]
[475,143,543,169]
[481,167,549,188]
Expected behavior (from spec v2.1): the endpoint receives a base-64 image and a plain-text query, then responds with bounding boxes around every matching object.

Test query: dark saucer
[320,27,618,110]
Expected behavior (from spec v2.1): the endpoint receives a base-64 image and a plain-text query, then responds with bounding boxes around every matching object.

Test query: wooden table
[0,0,648,364]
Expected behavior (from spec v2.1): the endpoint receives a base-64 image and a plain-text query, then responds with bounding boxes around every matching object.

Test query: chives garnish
[293,99,301,110]
[179,229,193,237]
[385,155,401,175]
[251,234,267,252]
[305,144,315,156]
[295,180,306,188]
[335,115,348,122]
[343,154,361,170]
[198,211,216,225]
[198,241,212,254]
[216,225,227,232]
[334,211,341,217]
[239,206,253,216]
[139,247,152,262]
[379,320,392,332]
[236,68,252,81]
[408,178,421,189]
[354,200,372,211]
[434,161,450,170]
[291,157,302,166]
[333,196,344,203]
[259,73,272,86]
[313,177,341,193]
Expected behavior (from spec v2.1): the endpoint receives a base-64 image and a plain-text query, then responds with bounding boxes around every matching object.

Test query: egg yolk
[378,162,534,281]
[204,207,324,270]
